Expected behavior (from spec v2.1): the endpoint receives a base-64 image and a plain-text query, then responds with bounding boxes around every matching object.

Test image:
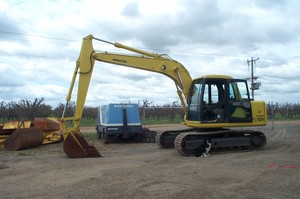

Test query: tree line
[0,98,299,121]
[267,102,300,119]
[0,98,184,122]
[0,98,98,121]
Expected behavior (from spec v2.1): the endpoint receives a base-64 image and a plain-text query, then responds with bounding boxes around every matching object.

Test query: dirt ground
[1,121,300,199]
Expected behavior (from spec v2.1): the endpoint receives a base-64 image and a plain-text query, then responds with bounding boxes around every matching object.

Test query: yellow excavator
[61,34,267,158]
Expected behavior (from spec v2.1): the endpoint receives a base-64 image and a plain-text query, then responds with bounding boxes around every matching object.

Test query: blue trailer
[96,103,156,143]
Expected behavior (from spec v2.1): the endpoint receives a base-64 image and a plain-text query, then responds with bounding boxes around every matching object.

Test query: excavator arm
[61,34,192,158]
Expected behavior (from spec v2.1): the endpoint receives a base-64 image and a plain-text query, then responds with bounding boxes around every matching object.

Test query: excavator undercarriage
[156,128,266,156]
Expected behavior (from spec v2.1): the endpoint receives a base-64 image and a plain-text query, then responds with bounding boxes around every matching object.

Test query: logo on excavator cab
[112,58,127,63]
[254,115,265,122]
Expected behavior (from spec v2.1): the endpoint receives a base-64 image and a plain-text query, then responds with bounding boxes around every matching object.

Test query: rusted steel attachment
[4,127,44,151]
[0,118,63,151]
[33,118,63,144]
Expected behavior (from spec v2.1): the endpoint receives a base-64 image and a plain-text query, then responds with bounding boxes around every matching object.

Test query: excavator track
[155,128,194,148]
[174,129,267,156]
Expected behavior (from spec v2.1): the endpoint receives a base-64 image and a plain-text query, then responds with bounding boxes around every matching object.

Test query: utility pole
[246,57,260,99]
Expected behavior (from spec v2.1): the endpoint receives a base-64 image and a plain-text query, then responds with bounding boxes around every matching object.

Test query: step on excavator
[61,34,267,158]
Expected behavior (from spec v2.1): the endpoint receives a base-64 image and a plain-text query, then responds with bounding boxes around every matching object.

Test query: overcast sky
[0,0,300,108]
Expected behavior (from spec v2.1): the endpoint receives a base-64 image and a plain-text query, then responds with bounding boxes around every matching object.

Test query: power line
[0,31,242,58]
[0,31,247,59]
[0,30,80,42]
[1,30,299,64]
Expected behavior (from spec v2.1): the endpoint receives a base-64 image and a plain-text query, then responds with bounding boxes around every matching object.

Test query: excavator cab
[187,75,253,125]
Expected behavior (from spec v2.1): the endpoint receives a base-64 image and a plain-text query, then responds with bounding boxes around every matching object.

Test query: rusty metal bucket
[4,128,44,151]
[33,118,63,144]
[63,130,102,158]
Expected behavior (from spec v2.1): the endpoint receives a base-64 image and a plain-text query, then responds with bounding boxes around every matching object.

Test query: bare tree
[142,99,152,107]
[82,106,97,120]
[5,101,20,120]
[52,102,75,118]
[18,98,45,120]
[0,101,5,119]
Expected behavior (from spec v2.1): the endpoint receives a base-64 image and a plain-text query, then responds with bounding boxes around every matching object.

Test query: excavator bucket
[63,129,102,158]
[4,127,44,151]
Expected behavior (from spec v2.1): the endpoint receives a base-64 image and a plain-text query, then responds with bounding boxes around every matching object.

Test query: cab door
[187,79,203,121]
[227,80,252,122]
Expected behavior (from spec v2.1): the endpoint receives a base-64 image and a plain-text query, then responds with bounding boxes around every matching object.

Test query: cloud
[0,0,300,108]
[122,2,141,18]
[0,13,23,35]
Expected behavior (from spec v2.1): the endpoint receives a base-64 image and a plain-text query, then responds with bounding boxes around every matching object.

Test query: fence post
[271,101,274,130]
